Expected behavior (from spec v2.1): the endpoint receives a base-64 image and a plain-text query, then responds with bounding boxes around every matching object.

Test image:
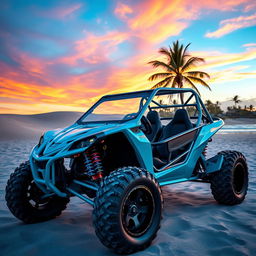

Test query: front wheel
[93,167,163,254]
[210,151,248,205]
[5,161,69,223]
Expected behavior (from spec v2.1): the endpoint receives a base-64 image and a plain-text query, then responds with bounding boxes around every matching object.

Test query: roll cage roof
[77,88,213,126]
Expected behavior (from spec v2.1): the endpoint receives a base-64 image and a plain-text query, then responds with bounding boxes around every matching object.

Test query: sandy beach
[0,131,256,255]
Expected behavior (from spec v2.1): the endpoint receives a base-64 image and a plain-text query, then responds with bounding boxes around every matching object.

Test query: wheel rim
[233,162,246,195]
[121,185,155,237]
[27,181,51,209]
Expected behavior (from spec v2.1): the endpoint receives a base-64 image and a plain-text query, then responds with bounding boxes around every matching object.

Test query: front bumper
[30,145,90,197]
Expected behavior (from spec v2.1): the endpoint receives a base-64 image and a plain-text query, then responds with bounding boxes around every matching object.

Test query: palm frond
[159,47,171,63]
[148,72,172,81]
[169,42,179,69]
[181,43,191,66]
[181,57,205,72]
[183,77,201,95]
[184,71,210,79]
[182,43,191,57]
[165,76,175,88]
[187,76,211,90]
[151,77,174,89]
[177,43,183,68]
[148,60,176,73]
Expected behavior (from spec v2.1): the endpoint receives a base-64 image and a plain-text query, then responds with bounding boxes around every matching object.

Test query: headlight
[79,137,96,148]
[38,134,44,147]
[71,136,96,150]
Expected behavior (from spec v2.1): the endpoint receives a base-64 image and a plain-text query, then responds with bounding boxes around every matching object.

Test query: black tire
[93,167,163,254]
[210,151,248,205]
[5,161,70,223]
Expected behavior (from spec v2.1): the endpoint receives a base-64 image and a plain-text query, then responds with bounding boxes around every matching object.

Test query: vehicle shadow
[0,186,221,256]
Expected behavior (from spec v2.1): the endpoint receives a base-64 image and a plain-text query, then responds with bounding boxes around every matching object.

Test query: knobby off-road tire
[93,167,163,254]
[210,151,248,205]
[5,161,69,223]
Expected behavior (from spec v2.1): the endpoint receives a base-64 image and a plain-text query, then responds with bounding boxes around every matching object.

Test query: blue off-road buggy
[6,88,248,254]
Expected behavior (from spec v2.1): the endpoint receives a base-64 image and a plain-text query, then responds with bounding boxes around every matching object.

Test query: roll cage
[77,88,213,126]
[78,87,214,173]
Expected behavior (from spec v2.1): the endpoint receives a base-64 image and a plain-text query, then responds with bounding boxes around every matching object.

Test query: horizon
[0,0,256,114]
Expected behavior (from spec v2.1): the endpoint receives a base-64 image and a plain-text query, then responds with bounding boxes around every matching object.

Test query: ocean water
[220,124,256,133]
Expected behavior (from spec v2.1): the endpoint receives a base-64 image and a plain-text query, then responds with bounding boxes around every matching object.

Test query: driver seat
[153,109,193,168]
[146,111,162,142]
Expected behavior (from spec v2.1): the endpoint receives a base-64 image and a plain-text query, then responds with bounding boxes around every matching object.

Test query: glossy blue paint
[29,88,224,202]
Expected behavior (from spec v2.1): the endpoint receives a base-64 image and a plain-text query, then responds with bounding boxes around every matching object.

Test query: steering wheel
[140,116,152,135]
[122,113,138,120]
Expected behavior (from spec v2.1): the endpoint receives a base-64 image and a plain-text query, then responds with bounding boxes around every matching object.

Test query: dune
[0,112,124,140]
[0,112,83,140]
[0,130,256,255]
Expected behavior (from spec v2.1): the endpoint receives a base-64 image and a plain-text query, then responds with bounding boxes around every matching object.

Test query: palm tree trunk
[179,81,184,105]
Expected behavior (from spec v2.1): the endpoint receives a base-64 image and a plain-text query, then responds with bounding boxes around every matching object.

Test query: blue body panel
[29,88,224,200]
[155,119,224,185]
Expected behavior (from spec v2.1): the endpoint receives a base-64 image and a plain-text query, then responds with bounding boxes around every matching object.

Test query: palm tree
[249,104,254,111]
[215,101,220,113]
[148,40,211,103]
[205,100,213,108]
[232,95,241,108]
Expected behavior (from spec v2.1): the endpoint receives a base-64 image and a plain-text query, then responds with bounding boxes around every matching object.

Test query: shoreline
[223,117,256,125]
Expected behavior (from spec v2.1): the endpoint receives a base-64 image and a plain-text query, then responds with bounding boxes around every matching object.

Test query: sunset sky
[0,0,256,114]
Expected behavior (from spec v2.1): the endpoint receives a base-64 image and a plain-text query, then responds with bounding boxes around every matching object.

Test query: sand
[0,132,256,255]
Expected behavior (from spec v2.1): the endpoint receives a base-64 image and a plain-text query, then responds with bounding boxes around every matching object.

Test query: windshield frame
[76,88,213,126]
[77,90,153,124]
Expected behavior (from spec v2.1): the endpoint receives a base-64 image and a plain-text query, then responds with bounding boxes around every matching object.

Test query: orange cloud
[114,0,197,44]
[209,67,256,84]
[0,78,68,100]
[60,31,129,65]
[205,13,256,38]
[114,2,133,19]
[0,75,105,115]
[192,47,256,69]
[113,0,251,44]
[243,43,256,48]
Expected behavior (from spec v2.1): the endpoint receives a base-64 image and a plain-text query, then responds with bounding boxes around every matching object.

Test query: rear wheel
[93,167,163,254]
[5,161,69,223]
[210,151,248,205]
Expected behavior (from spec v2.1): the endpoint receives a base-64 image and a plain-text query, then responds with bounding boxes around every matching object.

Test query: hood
[41,123,118,156]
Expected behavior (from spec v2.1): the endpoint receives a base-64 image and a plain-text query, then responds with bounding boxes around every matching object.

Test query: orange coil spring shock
[90,147,104,180]
[84,147,104,180]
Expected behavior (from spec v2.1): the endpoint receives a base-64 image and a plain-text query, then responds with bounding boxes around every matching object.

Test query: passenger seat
[153,109,193,168]
[146,111,162,142]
